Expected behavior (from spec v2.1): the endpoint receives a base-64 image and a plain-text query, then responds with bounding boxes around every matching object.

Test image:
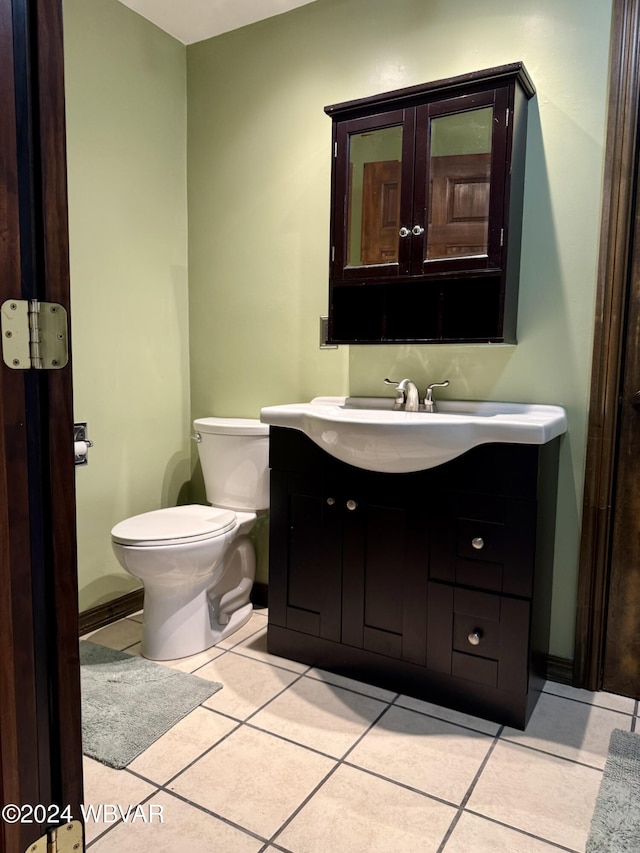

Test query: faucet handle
[425,379,450,398]
[384,377,406,408]
[424,380,450,412]
[385,377,416,390]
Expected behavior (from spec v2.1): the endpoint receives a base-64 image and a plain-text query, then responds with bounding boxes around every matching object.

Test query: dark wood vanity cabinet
[325,63,535,344]
[267,426,560,729]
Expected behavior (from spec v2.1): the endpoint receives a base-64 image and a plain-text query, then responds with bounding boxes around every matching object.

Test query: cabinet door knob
[412,225,425,236]
[398,227,410,238]
[326,497,335,506]
[346,499,358,511]
[471,536,485,550]
[468,630,483,646]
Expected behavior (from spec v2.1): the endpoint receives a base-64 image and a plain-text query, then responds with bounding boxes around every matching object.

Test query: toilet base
[140,533,256,661]
[140,599,254,661]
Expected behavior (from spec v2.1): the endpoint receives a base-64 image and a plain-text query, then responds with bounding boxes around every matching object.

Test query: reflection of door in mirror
[348,125,402,267]
[426,106,493,261]
[361,160,401,265]
[428,153,490,258]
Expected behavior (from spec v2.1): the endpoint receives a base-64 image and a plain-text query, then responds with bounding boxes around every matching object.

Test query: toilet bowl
[111,418,269,661]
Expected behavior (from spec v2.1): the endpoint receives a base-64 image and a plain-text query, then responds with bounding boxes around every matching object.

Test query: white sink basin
[260,396,567,473]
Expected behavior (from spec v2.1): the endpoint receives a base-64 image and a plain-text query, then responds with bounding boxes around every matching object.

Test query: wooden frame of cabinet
[325,62,535,345]
[267,426,560,729]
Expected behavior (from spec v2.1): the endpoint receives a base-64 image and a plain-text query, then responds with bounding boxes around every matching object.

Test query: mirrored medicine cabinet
[324,63,535,344]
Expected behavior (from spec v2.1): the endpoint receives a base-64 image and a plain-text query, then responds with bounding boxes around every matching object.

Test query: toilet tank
[193,417,269,511]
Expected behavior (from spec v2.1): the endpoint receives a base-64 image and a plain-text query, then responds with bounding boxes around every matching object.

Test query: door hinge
[1,299,69,370]
[506,108,509,127]
[500,228,504,247]
[25,820,84,853]
[334,141,338,157]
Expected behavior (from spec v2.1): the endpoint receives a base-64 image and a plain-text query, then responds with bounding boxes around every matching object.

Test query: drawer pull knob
[468,630,483,646]
[471,536,485,550]
[346,499,358,511]
[326,497,335,506]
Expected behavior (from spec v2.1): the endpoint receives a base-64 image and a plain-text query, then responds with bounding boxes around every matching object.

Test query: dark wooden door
[0,0,84,850]
[602,162,640,698]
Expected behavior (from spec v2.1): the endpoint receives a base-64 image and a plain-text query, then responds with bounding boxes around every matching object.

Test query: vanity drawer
[430,492,536,597]
[457,518,504,563]
[455,558,503,594]
[455,517,504,593]
[452,652,498,687]
[453,612,500,660]
[453,588,500,659]
[427,583,530,692]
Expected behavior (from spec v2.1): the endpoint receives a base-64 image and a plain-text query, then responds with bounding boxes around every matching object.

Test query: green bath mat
[80,640,222,769]
[587,728,640,852]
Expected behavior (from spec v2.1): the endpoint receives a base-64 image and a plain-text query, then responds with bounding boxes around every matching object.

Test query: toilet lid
[111,505,237,547]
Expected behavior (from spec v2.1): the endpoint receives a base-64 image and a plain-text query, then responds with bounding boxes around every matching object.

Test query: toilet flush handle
[191,433,202,443]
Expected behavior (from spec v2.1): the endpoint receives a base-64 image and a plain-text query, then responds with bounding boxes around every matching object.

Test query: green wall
[64,0,190,610]
[187,0,612,659]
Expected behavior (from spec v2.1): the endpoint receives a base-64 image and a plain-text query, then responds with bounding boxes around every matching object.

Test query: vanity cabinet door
[268,469,342,641]
[340,475,429,666]
[269,455,429,660]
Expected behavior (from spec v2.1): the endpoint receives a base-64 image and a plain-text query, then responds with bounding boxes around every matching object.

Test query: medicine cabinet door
[411,87,509,277]
[332,109,415,283]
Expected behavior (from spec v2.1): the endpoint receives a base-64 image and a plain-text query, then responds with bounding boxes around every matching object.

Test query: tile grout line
[436,721,598,853]
[436,725,503,852]
[495,732,610,772]
[150,786,270,846]
[462,808,583,853]
[437,726,589,853]
[542,685,636,716]
[435,727,583,853]
[389,700,501,737]
[340,758,463,810]
[84,787,163,849]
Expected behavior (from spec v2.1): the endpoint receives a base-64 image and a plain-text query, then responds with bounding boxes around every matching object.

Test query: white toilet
[110,417,269,661]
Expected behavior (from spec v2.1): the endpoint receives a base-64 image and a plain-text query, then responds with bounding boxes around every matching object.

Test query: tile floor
[81,610,638,852]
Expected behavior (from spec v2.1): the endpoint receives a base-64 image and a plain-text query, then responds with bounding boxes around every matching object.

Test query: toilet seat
[111,505,236,547]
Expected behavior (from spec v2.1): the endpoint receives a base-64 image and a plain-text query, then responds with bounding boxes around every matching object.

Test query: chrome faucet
[423,380,450,413]
[384,378,421,412]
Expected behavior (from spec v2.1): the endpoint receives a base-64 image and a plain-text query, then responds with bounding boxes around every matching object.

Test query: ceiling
[117,0,318,45]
